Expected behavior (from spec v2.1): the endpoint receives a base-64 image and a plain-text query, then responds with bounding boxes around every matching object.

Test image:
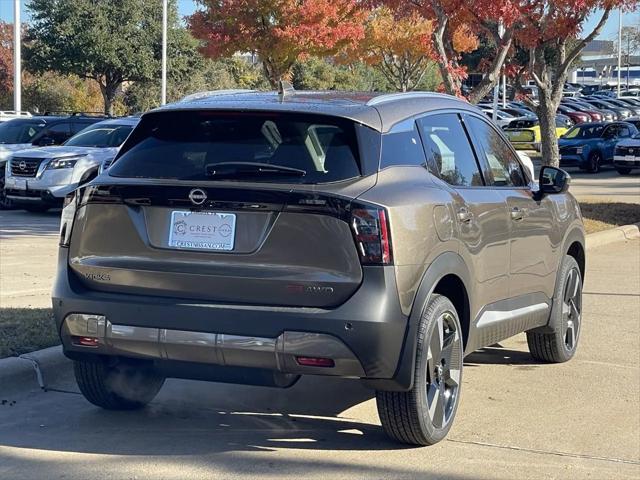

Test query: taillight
[350,205,392,265]
[59,191,78,247]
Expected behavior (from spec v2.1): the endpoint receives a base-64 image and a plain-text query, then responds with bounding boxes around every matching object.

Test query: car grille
[10,157,44,177]
[616,146,637,156]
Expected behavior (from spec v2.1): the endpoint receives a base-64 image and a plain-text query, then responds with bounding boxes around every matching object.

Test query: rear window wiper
[205,162,306,178]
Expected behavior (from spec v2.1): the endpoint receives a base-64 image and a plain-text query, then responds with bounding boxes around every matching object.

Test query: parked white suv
[5,117,138,212]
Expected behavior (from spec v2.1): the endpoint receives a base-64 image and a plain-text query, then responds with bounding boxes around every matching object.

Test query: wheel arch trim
[363,251,472,392]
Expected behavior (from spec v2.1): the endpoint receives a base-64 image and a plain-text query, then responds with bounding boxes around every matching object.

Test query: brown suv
[52,90,585,446]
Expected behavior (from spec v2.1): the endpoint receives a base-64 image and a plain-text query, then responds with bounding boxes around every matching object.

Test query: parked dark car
[53,89,585,446]
[605,98,640,116]
[582,98,632,120]
[559,122,638,173]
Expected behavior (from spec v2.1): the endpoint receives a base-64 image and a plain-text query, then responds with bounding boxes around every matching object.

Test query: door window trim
[414,110,488,189]
[461,112,532,190]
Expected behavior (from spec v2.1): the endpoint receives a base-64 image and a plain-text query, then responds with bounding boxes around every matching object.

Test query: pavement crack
[446,438,640,465]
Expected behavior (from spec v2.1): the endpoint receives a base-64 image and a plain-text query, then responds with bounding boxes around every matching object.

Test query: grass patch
[0,308,60,359]
[580,202,640,235]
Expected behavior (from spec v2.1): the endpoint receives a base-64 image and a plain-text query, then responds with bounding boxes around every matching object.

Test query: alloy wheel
[562,267,582,351]
[426,311,462,429]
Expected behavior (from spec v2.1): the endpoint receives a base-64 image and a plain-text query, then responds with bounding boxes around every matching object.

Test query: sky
[0,0,638,43]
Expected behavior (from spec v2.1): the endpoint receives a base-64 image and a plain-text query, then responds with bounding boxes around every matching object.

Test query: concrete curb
[0,345,69,398]
[586,222,640,250]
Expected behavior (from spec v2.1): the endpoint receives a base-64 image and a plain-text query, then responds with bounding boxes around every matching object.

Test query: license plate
[7,177,27,190]
[168,211,236,251]
[626,155,636,162]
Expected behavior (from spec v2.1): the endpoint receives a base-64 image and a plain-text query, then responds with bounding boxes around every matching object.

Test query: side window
[603,125,618,138]
[618,126,631,138]
[71,122,91,134]
[465,115,526,187]
[380,122,427,169]
[417,113,483,187]
[43,122,72,144]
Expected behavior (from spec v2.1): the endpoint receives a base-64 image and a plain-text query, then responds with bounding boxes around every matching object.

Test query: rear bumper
[52,248,411,388]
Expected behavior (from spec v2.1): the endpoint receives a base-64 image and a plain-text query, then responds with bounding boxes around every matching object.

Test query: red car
[561,100,604,122]
[558,103,601,122]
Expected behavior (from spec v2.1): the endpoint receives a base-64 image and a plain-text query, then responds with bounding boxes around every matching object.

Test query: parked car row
[479,94,640,175]
[0,113,139,211]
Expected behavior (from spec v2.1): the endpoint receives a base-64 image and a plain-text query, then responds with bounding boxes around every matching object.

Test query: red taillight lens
[72,336,99,347]
[296,356,335,368]
[350,206,393,265]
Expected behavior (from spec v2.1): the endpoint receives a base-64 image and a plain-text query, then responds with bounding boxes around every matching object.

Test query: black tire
[527,255,582,363]
[74,359,165,410]
[376,294,463,446]
[615,167,632,175]
[585,151,602,173]
[23,204,50,213]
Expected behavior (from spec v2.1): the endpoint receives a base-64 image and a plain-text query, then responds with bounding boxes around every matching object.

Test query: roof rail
[41,110,112,117]
[179,89,257,102]
[366,91,460,106]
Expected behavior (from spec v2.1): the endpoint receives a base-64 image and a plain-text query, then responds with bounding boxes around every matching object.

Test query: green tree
[22,72,105,113]
[124,57,269,113]
[25,0,196,115]
[292,57,392,91]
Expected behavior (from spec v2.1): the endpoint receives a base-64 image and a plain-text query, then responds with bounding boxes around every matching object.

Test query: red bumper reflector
[72,336,99,347]
[295,356,335,368]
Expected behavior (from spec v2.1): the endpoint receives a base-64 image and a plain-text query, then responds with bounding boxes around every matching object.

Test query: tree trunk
[99,81,119,116]
[467,30,513,105]
[536,91,560,167]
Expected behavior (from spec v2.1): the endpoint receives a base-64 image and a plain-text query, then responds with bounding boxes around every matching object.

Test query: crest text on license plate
[168,211,236,251]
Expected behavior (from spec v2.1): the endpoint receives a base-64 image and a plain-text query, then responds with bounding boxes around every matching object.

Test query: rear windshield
[109,111,361,183]
[64,123,134,148]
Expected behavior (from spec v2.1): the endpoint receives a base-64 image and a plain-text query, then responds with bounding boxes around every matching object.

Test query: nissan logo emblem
[19,161,27,170]
[188,188,207,206]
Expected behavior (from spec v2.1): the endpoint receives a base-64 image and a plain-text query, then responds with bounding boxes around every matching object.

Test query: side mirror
[538,166,570,196]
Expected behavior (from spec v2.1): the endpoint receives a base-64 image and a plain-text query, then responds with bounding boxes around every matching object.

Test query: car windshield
[64,124,134,148]
[562,124,605,139]
[0,120,45,144]
[109,111,362,184]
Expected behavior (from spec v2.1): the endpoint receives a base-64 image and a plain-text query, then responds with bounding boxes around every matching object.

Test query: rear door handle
[510,207,526,221]
[457,207,473,224]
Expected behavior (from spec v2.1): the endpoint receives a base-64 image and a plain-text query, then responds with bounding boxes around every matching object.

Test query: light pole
[161,0,167,105]
[616,9,622,97]
[13,0,21,112]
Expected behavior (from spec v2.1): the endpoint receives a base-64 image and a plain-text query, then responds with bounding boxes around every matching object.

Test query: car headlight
[575,146,583,155]
[47,155,86,170]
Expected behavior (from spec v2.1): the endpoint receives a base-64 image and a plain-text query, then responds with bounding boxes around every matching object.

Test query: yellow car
[504,120,570,152]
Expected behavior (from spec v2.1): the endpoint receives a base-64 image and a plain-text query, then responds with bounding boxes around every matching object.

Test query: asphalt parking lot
[1,204,639,479]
